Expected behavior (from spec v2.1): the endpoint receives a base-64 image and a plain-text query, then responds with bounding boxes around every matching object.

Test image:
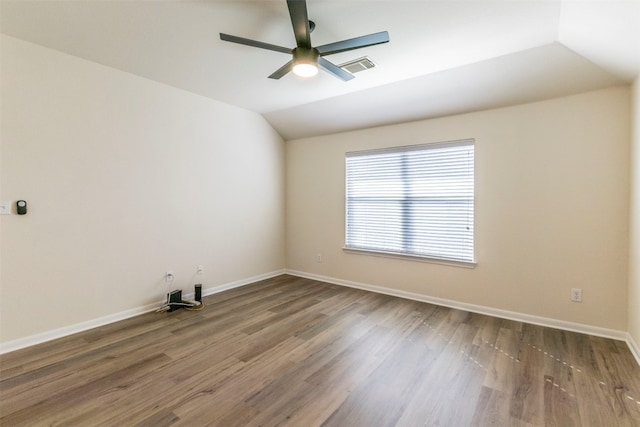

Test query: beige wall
[630,76,640,346]
[287,87,630,331]
[0,36,285,343]
[0,34,634,346]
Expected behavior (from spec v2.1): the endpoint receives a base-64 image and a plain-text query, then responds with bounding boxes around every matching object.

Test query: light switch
[0,201,11,215]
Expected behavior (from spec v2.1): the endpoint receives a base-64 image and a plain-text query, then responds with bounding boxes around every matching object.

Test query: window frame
[343,139,476,268]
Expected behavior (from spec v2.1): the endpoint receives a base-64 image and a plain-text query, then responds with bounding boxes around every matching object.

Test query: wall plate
[0,201,11,215]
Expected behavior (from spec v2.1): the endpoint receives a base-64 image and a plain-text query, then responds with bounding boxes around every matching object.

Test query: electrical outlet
[197,265,204,275]
[571,288,583,302]
[165,271,174,283]
[0,201,11,215]
[316,253,322,263]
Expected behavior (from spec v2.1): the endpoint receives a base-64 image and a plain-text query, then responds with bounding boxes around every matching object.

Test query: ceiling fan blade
[287,0,312,49]
[316,31,390,56]
[220,33,292,54]
[318,57,354,81]
[269,60,294,79]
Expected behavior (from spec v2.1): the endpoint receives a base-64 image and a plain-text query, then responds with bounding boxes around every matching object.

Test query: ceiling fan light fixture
[293,62,318,77]
[292,47,319,78]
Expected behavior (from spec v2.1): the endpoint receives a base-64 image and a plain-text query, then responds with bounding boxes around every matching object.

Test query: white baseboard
[286,269,631,343]
[183,269,286,300]
[0,302,161,356]
[0,269,285,355]
[627,333,640,367]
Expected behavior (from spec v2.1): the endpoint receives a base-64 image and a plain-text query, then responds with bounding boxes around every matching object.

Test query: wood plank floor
[1,274,639,426]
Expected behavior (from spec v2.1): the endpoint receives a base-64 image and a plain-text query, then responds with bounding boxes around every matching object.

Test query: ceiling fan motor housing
[293,47,319,65]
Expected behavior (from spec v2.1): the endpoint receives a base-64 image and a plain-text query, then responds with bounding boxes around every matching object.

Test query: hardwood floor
[1,274,639,426]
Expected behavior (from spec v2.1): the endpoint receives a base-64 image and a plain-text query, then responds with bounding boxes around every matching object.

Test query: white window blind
[345,139,474,263]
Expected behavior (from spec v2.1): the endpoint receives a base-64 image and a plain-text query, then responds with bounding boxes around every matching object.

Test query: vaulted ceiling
[2,0,639,140]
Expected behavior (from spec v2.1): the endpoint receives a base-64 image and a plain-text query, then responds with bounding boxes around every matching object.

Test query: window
[345,139,475,264]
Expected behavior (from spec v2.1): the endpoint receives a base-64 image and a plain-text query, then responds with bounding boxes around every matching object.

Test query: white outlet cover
[570,288,583,302]
[0,201,11,215]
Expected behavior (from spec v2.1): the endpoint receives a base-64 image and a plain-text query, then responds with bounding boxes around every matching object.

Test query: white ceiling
[1,0,639,140]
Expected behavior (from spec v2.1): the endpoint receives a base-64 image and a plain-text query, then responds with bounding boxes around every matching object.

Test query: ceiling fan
[219,0,389,81]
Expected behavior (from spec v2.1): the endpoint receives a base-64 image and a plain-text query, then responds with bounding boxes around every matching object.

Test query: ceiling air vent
[339,57,377,74]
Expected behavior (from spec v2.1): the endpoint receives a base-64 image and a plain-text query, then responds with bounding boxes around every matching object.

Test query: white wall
[630,75,640,348]
[287,87,630,331]
[0,36,285,344]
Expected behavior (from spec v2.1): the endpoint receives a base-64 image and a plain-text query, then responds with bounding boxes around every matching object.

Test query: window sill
[342,247,477,269]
